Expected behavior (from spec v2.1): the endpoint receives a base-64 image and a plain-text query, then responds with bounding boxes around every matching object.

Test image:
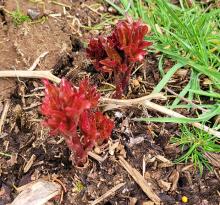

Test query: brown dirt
[0,20,25,99]
[0,0,72,100]
[0,1,220,205]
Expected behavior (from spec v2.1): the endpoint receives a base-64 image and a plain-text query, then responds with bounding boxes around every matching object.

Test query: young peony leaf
[79,110,114,150]
[79,110,97,150]
[95,111,115,143]
[79,78,100,108]
[86,37,108,71]
[41,78,91,136]
[113,18,152,62]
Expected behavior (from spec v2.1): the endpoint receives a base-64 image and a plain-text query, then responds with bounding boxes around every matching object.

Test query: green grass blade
[152,63,184,93]
[171,81,191,108]
[158,55,165,77]
[189,90,220,99]
[156,47,220,84]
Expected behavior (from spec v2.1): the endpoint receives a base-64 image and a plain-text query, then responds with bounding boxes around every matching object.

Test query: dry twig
[88,151,107,162]
[142,100,220,138]
[29,51,49,71]
[119,156,161,204]
[50,1,71,9]
[23,154,36,173]
[23,102,42,111]
[90,182,126,205]
[101,93,166,105]
[0,70,61,84]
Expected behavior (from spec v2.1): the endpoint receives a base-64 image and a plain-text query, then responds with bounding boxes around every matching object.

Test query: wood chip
[169,170,179,191]
[129,197,138,205]
[142,201,155,205]
[157,180,171,191]
[119,156,161,205]
[12,179,61,205]
[128,136,145,147]
[23,154,36,173]
[109,141,120,155]
[88,151,107,162]
[181,164,194,172]
[7,153,18,166]
[0,99,10,134]
[204,152,220,168]
[174,69,188,78]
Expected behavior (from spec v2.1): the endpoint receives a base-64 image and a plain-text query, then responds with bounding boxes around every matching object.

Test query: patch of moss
[11,9,30,26]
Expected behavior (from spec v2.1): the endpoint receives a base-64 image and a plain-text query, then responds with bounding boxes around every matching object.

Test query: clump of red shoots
[41,78,114,166]
[87,17,152,98]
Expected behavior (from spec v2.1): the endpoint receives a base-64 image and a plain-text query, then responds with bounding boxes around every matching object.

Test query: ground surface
[0,0,220,205]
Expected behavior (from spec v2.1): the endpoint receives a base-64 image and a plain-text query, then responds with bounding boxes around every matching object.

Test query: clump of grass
[105,0,220,106]
[171,125,220,174]
[10,9,30,26]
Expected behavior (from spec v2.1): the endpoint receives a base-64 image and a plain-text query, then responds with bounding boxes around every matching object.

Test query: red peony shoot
[87,17,152,98]
[41,78,114,166]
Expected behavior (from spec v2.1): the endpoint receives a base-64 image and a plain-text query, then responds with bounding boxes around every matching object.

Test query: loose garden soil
[0,1,220,205]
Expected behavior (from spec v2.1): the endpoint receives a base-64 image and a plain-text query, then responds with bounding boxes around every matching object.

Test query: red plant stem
[65,136,87,165]
[114,58,134,98]
[114,70,123,98]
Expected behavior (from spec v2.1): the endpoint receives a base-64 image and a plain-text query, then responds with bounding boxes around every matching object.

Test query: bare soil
[0,1,220,205]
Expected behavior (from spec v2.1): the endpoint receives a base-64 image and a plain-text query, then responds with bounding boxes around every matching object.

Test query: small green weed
[171,125,220,174]
[11,9,30,26]
[74,180,85,192]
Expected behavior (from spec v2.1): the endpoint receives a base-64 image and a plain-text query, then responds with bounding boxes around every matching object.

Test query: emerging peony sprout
[41,78,114,166]
[87,17,152,98]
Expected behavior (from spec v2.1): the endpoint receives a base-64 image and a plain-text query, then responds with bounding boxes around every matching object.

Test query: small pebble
[27,8,42,20]
[108,7,117,14]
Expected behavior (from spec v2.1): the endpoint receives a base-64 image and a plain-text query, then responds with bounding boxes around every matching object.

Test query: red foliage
[41,78,114,165]
[113,17,152,62]
[87,17,152,98]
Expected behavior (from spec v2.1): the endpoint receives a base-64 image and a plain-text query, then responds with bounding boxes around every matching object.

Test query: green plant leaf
[152,62,184,94]
[189,89,220,99]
